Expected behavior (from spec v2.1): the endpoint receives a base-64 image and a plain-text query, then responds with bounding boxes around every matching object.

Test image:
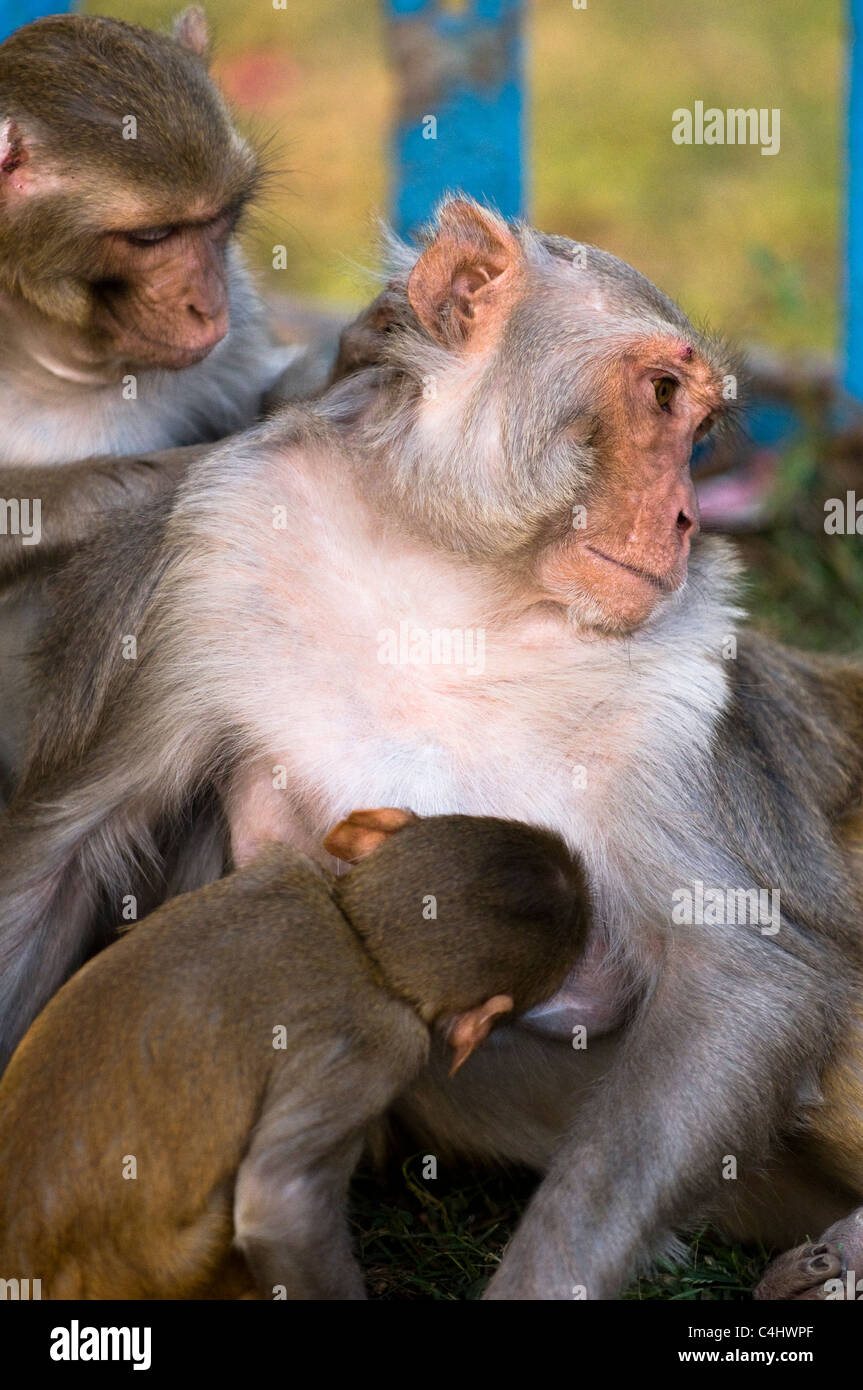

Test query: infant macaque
[0,809,587,1299]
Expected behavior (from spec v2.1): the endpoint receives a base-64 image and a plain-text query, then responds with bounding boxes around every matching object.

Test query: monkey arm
[0,445,207,583]
[484,935,840,1300]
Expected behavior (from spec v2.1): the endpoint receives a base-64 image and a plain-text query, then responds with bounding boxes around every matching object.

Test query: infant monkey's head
[325,810,589,1073]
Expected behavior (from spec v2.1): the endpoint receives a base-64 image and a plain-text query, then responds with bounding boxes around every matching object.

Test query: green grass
[624,1234,766,1302]
[350,1159,767,1300]
[351,1160,537,1301]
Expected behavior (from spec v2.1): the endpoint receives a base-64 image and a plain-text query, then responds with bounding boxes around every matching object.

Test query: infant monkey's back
[0,814,588,1299]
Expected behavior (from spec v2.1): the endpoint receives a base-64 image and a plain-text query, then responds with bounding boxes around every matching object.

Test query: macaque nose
[671,479,700,546]
[185,299,228,348]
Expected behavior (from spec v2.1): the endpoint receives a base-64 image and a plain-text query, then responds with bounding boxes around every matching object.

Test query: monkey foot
[754,1207,863,1300]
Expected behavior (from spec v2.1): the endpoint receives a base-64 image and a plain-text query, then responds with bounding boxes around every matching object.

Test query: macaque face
[400,200,733,637]
[533,333,725,634]
[0,12,258,376]
[91,204,241,369]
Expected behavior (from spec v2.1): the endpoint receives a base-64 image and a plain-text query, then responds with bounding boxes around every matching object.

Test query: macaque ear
[0,120,31,198]
[173,6,210,61]
[322,807,418,862]
[407,199,523,347]
[448,994,514,1076]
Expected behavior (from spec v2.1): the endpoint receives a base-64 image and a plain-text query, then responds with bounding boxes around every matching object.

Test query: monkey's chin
[564,547,686,636]
[564,588,665,637]
[551,568,673,635]
[537,538,686,635]
[133,340,224,371]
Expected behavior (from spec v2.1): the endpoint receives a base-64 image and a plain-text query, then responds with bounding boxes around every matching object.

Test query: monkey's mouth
[95,298,227,370]
[155,342,220,369]
[585,545,684,593]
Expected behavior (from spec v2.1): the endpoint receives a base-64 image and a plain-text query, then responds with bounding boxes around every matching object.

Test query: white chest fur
[173,439,738,926]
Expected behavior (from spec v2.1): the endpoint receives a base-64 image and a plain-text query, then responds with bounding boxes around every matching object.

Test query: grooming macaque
[0,810,586,1299]
[0,9,327,798]
[0,10,319,555]
[4,198,863,1300]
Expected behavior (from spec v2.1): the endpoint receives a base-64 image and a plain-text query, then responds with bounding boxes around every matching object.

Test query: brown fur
[0,813,587,1299]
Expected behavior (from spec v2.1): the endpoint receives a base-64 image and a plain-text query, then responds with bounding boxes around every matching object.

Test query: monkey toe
[755,1207,863,1300]
[754,1240,843,1300]
[820,1205,863,1267]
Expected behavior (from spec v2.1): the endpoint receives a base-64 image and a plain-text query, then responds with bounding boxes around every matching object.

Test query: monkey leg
[234,1134,366,1301]
[754,1208,863,1300]
[807,817,863,1198]
[483,941,830,1300]
[715,995,863,1297]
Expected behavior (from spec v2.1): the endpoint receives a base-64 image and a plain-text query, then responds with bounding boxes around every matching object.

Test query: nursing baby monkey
[4,198,863,1299]
[0,811,587,1300]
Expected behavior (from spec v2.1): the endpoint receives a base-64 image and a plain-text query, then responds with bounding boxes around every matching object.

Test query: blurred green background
[86,0,841,355]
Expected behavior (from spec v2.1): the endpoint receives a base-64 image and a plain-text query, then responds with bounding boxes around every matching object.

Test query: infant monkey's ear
[322,806,418,863]
[447,995,514,1076]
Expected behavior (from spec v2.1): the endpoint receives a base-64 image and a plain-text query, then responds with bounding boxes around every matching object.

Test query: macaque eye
[653,377,677,411]
[125,227,175,247]
[695,413,716,442]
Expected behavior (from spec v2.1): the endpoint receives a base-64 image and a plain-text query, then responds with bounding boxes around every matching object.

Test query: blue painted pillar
[846,1,863,395]
[385,0,524,239]
[0,2,72,43]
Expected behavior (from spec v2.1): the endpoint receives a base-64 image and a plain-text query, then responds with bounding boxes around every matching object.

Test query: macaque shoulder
[716,632,863,824]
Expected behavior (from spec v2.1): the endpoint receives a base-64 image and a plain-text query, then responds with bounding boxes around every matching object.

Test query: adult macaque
[3,199,863,1299]
[0,10,318,552]
[0,9,326,798]
[0,810,586,1299]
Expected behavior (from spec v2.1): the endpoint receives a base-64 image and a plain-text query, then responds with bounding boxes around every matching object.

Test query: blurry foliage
[532,0,840,355]
[744,524,863,653]
[747,246,809,328]
[741,422,863,652]
[87,0,842,351]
